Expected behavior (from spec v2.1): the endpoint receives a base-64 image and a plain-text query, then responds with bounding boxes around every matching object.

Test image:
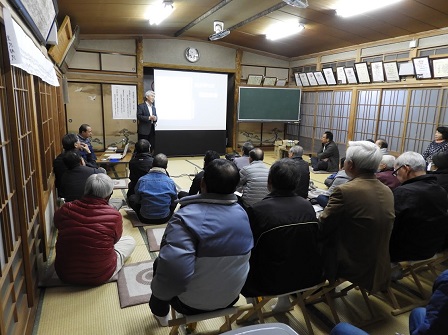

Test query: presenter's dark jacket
[317,141,340,172]
[137,102,157,135]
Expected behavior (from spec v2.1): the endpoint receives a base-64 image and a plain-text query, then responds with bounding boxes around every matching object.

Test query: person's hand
[80,143,91,154]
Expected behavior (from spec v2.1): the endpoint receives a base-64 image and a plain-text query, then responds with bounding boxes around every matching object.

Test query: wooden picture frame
[10,0,58,45]
[263,77,277,86]
[247,74,263,85]
[412,57,432,79]
[355,62,371,83]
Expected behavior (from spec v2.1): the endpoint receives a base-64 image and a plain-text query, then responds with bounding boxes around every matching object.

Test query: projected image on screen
[154,69,228,131]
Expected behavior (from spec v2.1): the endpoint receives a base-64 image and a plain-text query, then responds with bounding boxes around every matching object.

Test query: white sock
[154,313,170,327]
[271,296,291,312]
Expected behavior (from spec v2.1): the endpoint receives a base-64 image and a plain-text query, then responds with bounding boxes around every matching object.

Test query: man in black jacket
[311,131,340,172]
[288,145,310,198]
[390,151,448,262]
[127,139,153,200]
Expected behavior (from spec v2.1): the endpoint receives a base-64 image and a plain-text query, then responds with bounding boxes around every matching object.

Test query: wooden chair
[376,256,438,316]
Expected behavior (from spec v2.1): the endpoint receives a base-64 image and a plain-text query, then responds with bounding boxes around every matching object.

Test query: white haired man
[319,141,395,293]
[137,90,157,152]
[389,151,448,263]
[54,174,136,285]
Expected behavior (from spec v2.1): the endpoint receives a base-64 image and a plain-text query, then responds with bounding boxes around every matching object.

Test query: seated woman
[422,126,448,167]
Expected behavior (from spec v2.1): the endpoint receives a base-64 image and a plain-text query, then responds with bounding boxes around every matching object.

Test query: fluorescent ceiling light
[147,0,174,25]
[336,0,403,18]
[266,22,305,41]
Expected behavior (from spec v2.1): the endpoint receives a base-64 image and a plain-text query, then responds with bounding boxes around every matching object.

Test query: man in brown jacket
[319,141,395,293]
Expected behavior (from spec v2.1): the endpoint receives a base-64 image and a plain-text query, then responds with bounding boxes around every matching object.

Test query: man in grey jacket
[149,159,254,326]
[238,148,269,208]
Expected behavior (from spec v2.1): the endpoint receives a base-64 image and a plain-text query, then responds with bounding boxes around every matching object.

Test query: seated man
[238,148,269,208]
[389,151,448,263]
[288,145,310,198]
[319,141,395,293]
[126,139,153,200]
[77,123,98,168]
[53,133,81,195]
[242,159,320,310]
[375,138,389,155]
[233,141,254,170]
[330,269,448,335]
[178,150,220,199]
[375,154,400,190]
[311,131,340,172]
[149,159,254,326]
[129,153,177,224]
[429,151,448,193]
[54,174,136,285]
[316,158,350,208]
[60,150,105,202]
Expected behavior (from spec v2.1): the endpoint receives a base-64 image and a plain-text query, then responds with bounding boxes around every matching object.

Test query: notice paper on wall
[112,85,137,119]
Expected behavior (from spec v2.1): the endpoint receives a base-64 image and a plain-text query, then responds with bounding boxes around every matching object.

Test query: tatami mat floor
[33,151,438,335]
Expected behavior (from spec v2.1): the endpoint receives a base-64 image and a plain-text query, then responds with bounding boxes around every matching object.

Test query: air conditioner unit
[283,0,309,8]
[209,29,230,41]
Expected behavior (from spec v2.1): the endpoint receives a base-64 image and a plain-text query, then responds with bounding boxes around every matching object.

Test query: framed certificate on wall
[299,73,310,86]
[344,67,358,84]
[263,77,277,86]
[336,67,347,84]
[432,58,448,78]
[294,73,303,86]
[384,62,400,81]
[247,74,263,85]
[314,71,327,85]
[371,61,385,82]
[306,72,319,86]
[355,62,371,83]
[412,57,432,79]
[322,68,337,85]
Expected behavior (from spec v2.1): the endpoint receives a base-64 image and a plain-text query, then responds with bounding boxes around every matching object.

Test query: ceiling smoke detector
[283,0,309,8]
[209,20,230,41]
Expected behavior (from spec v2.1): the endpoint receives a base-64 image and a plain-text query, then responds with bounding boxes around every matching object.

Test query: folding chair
[236,222,331,335]
[376,256,438,316]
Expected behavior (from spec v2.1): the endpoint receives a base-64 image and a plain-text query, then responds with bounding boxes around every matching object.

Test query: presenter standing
[137,90,157,153]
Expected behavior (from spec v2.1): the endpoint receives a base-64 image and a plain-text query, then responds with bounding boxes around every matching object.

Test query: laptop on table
[108,143,129,160]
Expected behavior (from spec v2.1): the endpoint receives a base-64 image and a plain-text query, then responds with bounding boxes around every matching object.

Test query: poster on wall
[384,62,400,81]
[322,68,337,85]
[371,61,385,82]
[355,62,371,83]
[299,73,310,86]
[344,67,358,84]
[111,85,137,119]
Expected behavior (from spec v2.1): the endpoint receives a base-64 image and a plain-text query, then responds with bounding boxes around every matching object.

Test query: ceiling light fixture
[336,0,403,18]
[282,0,309,8]
[266,22,305,41]
[148,0,174,25]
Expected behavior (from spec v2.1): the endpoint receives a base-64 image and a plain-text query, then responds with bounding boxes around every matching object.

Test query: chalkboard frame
[238,87,301,122]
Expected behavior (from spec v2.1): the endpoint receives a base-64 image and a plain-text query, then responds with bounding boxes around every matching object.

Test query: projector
[283,0,309,8]
[208,29,230,41]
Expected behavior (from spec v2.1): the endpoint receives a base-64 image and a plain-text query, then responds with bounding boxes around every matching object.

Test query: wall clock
[185,47,200,63]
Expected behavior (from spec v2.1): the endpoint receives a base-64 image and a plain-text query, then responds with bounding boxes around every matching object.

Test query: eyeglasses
[392,164,408,176]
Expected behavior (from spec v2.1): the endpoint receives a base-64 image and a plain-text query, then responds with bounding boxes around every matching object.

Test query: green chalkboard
[238,87,301,122]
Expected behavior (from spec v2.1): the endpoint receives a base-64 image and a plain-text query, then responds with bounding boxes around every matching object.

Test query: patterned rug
[146,228,165,252]
[117,260,154,308]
